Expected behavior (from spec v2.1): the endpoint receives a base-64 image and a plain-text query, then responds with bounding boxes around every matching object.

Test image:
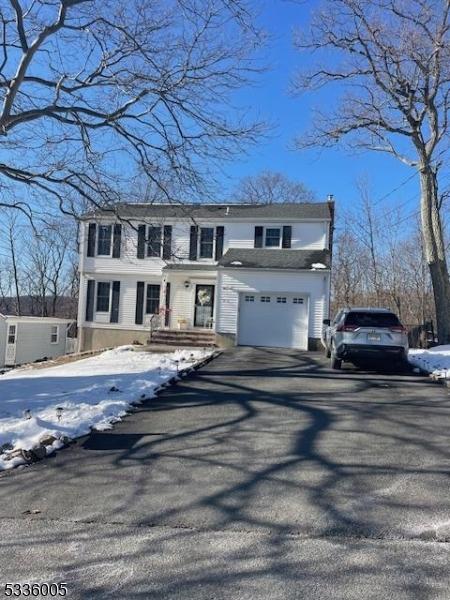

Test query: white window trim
[50,325,59,344]
[96,224,113,257]
[145,283,162,315]
[95,280,113,313]
[198,226,215,260]
[263,226,282,248]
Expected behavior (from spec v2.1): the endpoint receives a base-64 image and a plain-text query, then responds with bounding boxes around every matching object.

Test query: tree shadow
[0,347,449,598]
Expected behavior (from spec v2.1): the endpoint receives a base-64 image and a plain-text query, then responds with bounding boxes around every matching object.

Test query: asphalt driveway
[1,347,450,599]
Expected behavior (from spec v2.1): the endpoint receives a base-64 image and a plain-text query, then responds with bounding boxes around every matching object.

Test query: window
[97,225,112,256]
[344,311,401,328]
[147,226,162,257]
[265,228,281,248]
[260,296,271,303]
[96,281,111,312]
[293,298,304,304]
[7,325,16,345]
[146,284,161,314]
[50,325,59,344]
[245,295,255,302]
[276,297,287,303]
[199,227,214,258]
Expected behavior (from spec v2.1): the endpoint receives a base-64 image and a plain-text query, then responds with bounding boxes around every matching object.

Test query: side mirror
[323,319,331,326]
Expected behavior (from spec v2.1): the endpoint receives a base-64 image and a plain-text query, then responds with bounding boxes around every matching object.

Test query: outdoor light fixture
[56,407,63,422]
[184,280,190,289]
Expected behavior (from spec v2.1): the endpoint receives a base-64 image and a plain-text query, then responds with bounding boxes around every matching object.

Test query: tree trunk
[420,166,450,343]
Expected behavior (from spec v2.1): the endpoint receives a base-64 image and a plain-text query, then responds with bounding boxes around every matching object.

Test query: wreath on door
[197,289,211,306]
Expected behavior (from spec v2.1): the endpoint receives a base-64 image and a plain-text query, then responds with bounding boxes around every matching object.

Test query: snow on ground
[408,345,450,379]
[0,346,212,470]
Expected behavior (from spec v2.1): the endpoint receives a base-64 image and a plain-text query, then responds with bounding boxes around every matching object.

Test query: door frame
[194,284,215,328]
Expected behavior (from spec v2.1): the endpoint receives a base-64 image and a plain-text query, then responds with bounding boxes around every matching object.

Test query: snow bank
[408,345,450,379]
[311,263,327,270]
[0,346,212,470]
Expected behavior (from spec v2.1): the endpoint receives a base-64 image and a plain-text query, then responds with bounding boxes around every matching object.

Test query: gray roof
[218,249,331,270]
[83,202,333,221]
[162,263,217,272]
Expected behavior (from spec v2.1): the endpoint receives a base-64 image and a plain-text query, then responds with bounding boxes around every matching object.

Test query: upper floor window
[199,227,214,258]
[50,325,59,344]
[97,225,112,256]
[96,281,111,312]
[265,228,281,248]
[147,226,162,257]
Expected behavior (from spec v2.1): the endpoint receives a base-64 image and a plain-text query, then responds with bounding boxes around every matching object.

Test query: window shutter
[137,225,146,259]
[282,226,292,248]
[85,280,95,321]
[110,281,121,323]
[162,225,172,260]
[189,225,198,260]
[165,282,171,327]
[254,226,263,248]
[112,224,122,258]
[87,223,96,257]
[215,226,224,260]
[135,281,145,324]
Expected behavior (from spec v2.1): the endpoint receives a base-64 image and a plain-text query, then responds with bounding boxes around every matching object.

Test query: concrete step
[151,329,217,347]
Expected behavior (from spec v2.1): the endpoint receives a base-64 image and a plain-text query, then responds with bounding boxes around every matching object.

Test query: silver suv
[323,307,409,370]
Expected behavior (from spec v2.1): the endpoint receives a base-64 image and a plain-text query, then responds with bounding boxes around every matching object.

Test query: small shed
[0,314,75,367]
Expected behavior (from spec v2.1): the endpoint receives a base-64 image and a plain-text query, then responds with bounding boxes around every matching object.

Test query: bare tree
[233,170,315,204]
[0,0,263,220]
[294,0,450,342]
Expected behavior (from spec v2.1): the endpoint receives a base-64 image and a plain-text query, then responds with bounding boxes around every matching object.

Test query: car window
[345,312,401,328]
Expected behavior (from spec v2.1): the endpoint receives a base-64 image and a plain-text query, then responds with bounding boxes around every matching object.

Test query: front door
[5,324,17,365]
[194,285,215,328]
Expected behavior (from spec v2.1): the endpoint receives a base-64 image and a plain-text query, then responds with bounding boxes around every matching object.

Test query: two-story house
[77,202,334,351]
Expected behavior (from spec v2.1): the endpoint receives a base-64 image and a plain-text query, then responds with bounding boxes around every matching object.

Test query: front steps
[151,329,217,347]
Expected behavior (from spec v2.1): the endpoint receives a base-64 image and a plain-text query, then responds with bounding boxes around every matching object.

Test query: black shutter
[189,225,198,260]
[112,224,122,258]
[282,225,292,249]
[110,281,120,323]
[85,280,95,321]
[254,226,263,248]
[165,282,171,327]
[87,223,96,257]
[137,225,146,259]
[215,226,224,260]
[163,225,172,260]
[135,281,145,324]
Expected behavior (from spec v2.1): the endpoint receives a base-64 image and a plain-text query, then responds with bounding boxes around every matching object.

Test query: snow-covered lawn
[408,345,450,379]
[0,346,213,470]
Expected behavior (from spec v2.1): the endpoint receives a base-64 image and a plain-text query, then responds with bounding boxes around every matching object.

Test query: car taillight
[390,325,406,333]
[336,324,358,332]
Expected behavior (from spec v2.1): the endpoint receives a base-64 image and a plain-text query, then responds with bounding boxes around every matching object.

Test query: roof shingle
[218,248,331,270]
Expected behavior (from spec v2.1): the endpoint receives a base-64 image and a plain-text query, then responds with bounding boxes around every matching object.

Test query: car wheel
[330,341,342,370]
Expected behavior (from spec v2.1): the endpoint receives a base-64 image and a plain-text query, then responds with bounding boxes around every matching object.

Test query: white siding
[217,269,330,340]
[81,219,329,276]
[9,321,68,365]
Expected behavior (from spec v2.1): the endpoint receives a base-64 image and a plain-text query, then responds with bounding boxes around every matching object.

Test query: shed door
[5,324,17,365]
[238,293,308,350]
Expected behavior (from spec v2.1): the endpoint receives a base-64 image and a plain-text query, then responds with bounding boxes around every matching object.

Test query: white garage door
[238,293,308,349]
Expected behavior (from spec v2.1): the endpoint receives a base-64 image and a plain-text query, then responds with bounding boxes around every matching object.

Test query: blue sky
[220,0,422,217]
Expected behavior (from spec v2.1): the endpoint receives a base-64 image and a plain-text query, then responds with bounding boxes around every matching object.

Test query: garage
[237,292,308,349]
